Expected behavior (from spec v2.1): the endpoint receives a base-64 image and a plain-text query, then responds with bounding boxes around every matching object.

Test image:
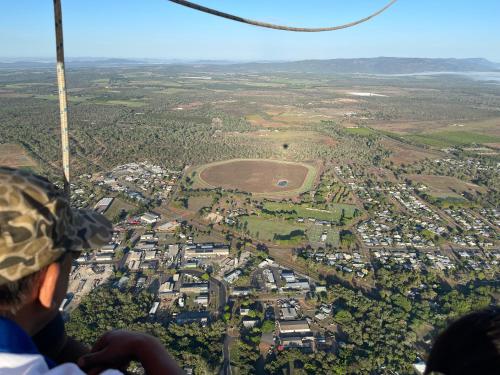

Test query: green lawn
[239,216,306,242]
[344,127,377,137]
[405,131,500,148]
[239,214,341,246]
[427,195,472,208]
[104,197,138,221]
[307,225,339,246]
[263,202,356,222]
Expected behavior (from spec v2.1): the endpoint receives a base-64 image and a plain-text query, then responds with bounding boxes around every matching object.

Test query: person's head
[425,307,500,375]
[0,167,112,335]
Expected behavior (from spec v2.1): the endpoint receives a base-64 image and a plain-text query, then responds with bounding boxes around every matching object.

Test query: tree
[339,230,356,248]
[66,285,225,373]
[261,320,275,333]
[334,309,353,325]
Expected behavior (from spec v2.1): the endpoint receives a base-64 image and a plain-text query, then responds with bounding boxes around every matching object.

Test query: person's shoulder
[47,363,123,374]
[0,352,48,374]
[0,353,122,375]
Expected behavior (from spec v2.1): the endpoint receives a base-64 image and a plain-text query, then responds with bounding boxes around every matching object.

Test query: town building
[278,336,314,351]
[159,281,175,295]
[224,269,242,284]
[230,287,253,297]
[157,221,181,232]
[100,243,117,253]
[125,250,142,271]
[141,212,160,224]
[180,282,209,294]
[94,197,114,214]
[184,243,230,259]
[281,270,296,283]
[175,311,210,326]
[277,320,311,334]
[281,306,299,320]
[94,253,114,263]
[194,294,209,306]
[149,302,160,316]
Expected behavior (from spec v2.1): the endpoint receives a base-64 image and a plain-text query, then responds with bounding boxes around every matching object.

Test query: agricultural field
[0,143,37,169]
[405,131,500,148]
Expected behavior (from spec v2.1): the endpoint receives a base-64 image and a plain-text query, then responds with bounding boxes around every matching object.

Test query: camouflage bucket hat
[0,167,112,285]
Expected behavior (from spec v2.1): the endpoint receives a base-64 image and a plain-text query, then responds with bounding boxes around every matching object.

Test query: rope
[168,0,398,32]
[53,0,70,198]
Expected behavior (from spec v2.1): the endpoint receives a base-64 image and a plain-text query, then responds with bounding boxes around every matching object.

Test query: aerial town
[61,156,499,374]
[2,50,499,374]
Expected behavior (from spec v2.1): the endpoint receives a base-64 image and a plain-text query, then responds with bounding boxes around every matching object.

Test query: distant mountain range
[232,58,500,74]
[1,57,499,74]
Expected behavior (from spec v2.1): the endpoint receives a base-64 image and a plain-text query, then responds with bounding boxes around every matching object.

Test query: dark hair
[0,270,43,313]
[0,252,68,313]
[425,307,500,375]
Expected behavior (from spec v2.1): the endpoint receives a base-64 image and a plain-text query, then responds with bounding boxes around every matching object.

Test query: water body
[371,71,500,83]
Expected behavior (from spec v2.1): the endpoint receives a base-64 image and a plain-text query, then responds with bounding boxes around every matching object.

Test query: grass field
[406,174,486,201]
[95,99,146,108]
[239,216,306,242]
[263,201,357,222]
[380,137,443,165]
[187,194,213,212]
[103,197,138,221]
[34,94,146,108]
[240,215,340,246]
[344,127,378,137]
[35,94,92,103]
[405,131,500,148]
[307,225,339,247]
[246,114,288,128]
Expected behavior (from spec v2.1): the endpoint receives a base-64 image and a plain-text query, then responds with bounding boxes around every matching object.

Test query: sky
[0,0,499,62]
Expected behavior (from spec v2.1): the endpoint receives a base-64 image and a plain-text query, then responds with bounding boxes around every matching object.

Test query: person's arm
[32,312,89,364]
[78,330,184,375]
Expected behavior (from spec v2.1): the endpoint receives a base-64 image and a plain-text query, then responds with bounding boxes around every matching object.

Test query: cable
[168,0,398,32]
[53,0,70,198]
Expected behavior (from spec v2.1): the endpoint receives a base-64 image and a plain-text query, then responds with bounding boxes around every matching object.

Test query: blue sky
[1,0,499,61]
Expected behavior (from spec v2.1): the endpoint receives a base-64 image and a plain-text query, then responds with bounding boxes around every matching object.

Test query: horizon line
[0,56,498,64]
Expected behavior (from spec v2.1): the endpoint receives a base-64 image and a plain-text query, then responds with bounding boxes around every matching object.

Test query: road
[220,333,236,375]
[177,269,232,374]
[177,269,228,316]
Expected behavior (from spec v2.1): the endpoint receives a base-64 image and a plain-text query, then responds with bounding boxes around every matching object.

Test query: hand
[78,330,140,374]
[78,330,183,375]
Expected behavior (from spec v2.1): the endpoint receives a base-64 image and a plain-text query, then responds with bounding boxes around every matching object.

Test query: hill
[1,57,499,74]
[232,57,500,74]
